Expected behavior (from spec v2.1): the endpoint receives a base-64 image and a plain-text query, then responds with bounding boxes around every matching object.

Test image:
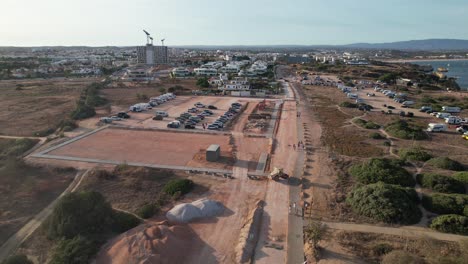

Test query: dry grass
[335,230,463,263]
[0,78,98,136]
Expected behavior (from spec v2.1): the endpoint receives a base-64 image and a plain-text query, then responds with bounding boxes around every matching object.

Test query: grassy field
[0,78,98,136]
[0,138,75,246]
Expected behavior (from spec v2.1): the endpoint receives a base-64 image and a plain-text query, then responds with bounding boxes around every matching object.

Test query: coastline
[382,58,468,63]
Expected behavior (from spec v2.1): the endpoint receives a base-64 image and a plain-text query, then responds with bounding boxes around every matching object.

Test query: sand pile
[166,198,224,223]
[95,221,195,264]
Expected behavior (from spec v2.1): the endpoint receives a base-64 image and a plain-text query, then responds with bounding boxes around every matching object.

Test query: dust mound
[95,221,195,264]
[166,198,224,223]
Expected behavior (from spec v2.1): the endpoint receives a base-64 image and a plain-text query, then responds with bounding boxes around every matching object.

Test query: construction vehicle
[269,167,289,181]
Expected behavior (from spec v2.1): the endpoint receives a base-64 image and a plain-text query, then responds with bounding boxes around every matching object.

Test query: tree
[196,77,210,88]
[379,73,398,84]
[304,220,327,249]
[159,87,166,93]
[46,191,114,239]
[49,236,98,264]
[2,254,33,264]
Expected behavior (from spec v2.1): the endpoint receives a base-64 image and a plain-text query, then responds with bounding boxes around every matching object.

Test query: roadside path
[304,220,467,242]
[0,169,90,262]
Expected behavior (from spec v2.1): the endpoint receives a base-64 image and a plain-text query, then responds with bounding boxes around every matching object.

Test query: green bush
[347,182,421,224]
[2,254,33,264]
[70,102,96,120]
[111,211,141,233]
[339,102,357,108]
[453,172,468,184]
[45,191,114,239]
[369,132,384,139]
[422,193,468,215]
[385,120,428,140]
[416,173,465,194]
[163,179,194,196]
[137,203,159,219]
[355,119,380,129]
[349,158,415,187]
[398,147,432,162]
[49,236,99,264]
[427,157,465,171]
[430,214,468,235]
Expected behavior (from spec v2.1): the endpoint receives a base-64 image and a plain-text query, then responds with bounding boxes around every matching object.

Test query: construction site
[7,78,303,264]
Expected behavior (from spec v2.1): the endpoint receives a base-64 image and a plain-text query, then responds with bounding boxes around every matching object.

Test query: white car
[195,103,205,108]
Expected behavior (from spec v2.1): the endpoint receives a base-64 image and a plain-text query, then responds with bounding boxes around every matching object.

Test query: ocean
[411,59,468,90]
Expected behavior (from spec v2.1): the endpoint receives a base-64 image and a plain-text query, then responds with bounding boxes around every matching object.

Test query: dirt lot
[0,77,98,136]
[46,128,235,169]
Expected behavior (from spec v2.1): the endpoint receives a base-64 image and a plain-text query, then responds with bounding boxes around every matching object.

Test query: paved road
[304,220,467,242]
[0,169,90,261]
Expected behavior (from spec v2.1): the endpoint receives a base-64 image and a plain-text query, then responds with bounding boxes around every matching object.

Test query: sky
[1,0,468,46]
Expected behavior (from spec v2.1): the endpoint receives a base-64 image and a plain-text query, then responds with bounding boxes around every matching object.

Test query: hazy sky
[1,0,467,46]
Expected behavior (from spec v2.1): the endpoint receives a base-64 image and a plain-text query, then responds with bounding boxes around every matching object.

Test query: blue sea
[412,60,468,90]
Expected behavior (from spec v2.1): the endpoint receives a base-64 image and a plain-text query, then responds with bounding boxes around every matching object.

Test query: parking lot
[112,96,257,131]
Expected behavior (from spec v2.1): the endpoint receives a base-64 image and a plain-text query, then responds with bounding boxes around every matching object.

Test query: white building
[171,67,190,77]
[194,68,218,76]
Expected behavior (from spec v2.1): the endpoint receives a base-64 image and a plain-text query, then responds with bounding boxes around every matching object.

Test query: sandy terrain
[48,128,232,168]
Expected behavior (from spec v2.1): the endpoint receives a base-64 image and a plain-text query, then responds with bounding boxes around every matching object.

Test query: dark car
[153,115,164,120]
[407,112,414,117]
[208,105,218,110]
[387,106,395,109]
[399,111,406,117]
[185,124,196,129]
[117,112,130,118]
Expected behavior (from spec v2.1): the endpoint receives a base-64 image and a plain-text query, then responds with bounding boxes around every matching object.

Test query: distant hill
[342,39,468,51]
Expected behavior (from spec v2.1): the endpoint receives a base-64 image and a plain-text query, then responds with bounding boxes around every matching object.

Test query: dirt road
[304,221,467,242]
[0,169,90,262]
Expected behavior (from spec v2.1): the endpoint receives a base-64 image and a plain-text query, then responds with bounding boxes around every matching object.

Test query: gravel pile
[166,198,224,223]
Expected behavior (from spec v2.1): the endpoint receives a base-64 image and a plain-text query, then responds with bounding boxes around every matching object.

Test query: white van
[427,123,447,132]
[155,110,168,117]
[402,101,415,106]
[436,112,451,119]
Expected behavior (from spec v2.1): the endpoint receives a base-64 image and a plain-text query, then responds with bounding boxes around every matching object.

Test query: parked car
[153,115,164,121]
[195,102,205,108]
[155,111,168,117]
[188,108,198,113]
[184,124,196,129]
[387,106,395,109]
[407,112,414,117]
[167,121,180,128]
[208,105,218,110]
[203,110,214,115]
[117,112,130,118]
[207,124,220,130]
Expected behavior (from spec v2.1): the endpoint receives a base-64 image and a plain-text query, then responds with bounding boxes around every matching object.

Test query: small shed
[206,144,220,162]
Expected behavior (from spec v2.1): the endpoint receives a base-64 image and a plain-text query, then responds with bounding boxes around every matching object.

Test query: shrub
[49,236,98,264]
[453,172,468,184]
[163,179,194,196]
[369,132,384,139]
[70,102,96,120]
[430,214,468,235]
[355,119,380,129]
[422,193,468,215]
[2,254,33,264]
[347,182,421,224]
[111,211,141,233]
[381,250,424,264]
[339,102,357,108]
[398,147,432,162]
[137,203,159,219]
[349,158,415,187]
[383,141,391,146]
[45,191,114,239]
[372,243,393,256]
[0,138,38,158]
[416,173,465,194]
[427,157,465,171]
[385,120,428,140]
